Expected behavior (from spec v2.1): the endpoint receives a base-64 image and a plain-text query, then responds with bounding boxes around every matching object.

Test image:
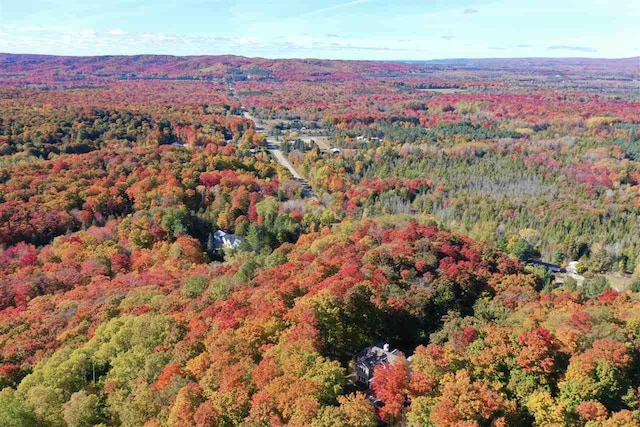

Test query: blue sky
[0,0,638,59]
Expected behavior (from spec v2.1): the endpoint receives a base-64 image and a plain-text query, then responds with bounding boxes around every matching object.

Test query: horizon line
[1,52,639,63]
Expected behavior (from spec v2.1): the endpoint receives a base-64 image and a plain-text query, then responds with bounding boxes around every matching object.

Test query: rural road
[239,105,316,199]
[266,139,316,199]
[267,140,302,179]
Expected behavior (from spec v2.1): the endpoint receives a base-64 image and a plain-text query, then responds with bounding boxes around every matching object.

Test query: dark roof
[526,260,564,273]
[356,343,400,369]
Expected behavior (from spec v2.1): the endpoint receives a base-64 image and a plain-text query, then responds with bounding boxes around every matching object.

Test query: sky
[0,0,638,60]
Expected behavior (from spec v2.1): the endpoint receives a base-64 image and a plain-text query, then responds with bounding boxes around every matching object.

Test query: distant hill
[1,53,638,81]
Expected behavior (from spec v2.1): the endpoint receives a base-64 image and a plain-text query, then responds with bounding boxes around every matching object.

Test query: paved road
[267,141,302,179]
[267,140,316,199]
[239,104,316,200]
[243,111,265,132]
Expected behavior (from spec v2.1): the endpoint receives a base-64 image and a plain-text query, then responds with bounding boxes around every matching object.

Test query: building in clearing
[526,259,564,273]
[213,230,242,250]
[355,343,402,387]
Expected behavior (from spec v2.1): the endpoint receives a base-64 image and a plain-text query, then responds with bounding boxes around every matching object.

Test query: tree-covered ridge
[0,80,248,159]
[1,217,639,426]
[0,217,522,425]
[2,54,638,89]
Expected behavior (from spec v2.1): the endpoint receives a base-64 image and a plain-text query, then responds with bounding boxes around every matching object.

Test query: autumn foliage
[0,54,639,426]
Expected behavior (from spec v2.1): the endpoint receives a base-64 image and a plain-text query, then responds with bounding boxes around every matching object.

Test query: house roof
[356,343,401,369]
[213,230,242,249]
[214,230,228,239]
[526,259,563,273]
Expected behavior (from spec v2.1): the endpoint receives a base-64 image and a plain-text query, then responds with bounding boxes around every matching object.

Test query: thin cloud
[464,8,479,14]
[325,44,427,52]
[518,44,532,48]
[548,45,598,52]
[303,0,371,17]
[325,33,353,39]
[442,35,455,40]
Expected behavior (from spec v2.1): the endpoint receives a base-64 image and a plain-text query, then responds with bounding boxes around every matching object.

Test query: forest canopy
[0,54,639,426]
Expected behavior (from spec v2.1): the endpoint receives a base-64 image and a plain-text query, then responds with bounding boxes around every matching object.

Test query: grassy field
[604,273,635,291]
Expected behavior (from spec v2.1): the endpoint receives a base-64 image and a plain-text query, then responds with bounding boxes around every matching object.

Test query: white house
[213,230,242,250]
